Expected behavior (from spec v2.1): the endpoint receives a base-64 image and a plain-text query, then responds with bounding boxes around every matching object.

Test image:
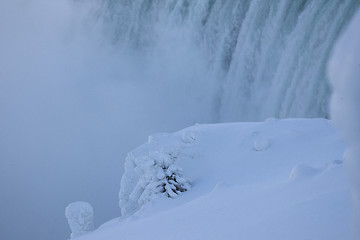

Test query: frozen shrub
[65,201,94,239]
[119,145,191,216]
[153,156,190,198]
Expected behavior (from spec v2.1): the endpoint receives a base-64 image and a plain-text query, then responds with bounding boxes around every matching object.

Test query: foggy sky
[0,1,213,239]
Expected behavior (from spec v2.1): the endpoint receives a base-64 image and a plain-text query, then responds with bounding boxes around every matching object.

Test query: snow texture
[289,164,321,181]
[78,118,349,240]
[65,202,94,239]
[289,160,343,181]
[253,139,271,151]
[329,8,360,239]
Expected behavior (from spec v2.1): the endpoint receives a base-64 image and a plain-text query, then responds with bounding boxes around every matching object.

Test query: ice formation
[65,202,94,239]
[119,133,192,216]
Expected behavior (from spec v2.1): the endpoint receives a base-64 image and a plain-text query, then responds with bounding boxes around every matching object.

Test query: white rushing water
[100,0,359,121]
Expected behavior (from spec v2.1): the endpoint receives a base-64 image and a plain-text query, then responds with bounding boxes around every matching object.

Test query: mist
[0,1,214,240]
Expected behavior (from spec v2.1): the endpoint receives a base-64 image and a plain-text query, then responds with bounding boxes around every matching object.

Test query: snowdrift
[329,8,360,238]
[78,118,350,240]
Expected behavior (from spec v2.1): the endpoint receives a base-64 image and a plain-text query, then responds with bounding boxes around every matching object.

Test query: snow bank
[289,160,343,181]
[329,9,360,239]
[65,202,94,239]
[78,119,349,240]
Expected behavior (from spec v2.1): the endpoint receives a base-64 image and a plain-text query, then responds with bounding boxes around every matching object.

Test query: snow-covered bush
[119,133,192,216]
[65,202,94,239]
[154,156,190,198]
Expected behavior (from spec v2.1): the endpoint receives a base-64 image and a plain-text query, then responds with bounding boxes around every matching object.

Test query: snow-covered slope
[77,118,350,240]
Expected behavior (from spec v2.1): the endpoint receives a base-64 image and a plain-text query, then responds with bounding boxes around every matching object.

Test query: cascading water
[99,0,359,122]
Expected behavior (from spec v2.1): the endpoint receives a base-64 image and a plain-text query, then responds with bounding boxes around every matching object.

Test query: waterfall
[98,0,359,122]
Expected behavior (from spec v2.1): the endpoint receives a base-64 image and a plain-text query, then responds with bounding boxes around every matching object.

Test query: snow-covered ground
[329,8,360,238]
[75,118,351,240]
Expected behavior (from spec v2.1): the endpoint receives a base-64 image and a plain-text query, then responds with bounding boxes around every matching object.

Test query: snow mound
[290,160,343,181]
[181,131,197,144]
[65,202,94,239]
[253,139,271,151]
[289,164,321,180]
[80,119,349,240]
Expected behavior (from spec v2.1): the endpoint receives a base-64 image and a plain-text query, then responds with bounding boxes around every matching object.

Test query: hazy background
[0,1,214,239]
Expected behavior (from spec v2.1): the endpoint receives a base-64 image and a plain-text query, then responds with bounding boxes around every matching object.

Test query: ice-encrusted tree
[65,201,94,239]
[153,154,190,198]
[120,148,191,216]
